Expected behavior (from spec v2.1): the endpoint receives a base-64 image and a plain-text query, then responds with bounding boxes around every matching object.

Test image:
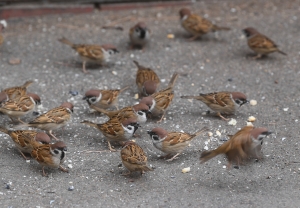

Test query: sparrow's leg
[18,150,29,160]
[17,118,27,124]
[82,61,89,74]
[59,165,69,173]
[121,170,131,176]
[217,112,229,121]
[156,112,166,123]
[42,166,48,177]
[188,34,201,41]
[252,54,262,59]
[48,130,59,140]
[166,153,180,162]
[107,141,116,152]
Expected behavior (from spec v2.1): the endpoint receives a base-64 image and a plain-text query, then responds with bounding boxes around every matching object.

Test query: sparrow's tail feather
[0,125,9,134]
[119,86,130,93]
[90,105,116,118]
[200,150,220,164]
[167,73,179,89]
[81,120,98,128]
[142,165,154,172]
[277,50,287,56]
[212,25,231,31]
[58,37,74,47]
[193,126,209,138]
[133,60,140,68]
[22,80,34,88]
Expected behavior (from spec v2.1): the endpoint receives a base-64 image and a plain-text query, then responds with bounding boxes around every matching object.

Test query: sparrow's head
[51,141,67,160]
[60,102,74,113]
[143,80,158,96]
[133,103,151,115]
[139,96,154,110]
[83,89,101,105]
[243,27,259,38]
[101,44,119,55]
[179,8,192,19]
[251,127,272,142]
[35,132,51,144]
[121,117,141,134]
[231,92,248,107]
[147,127,168,143]
[132,22,148,39]
[27,93,41,105]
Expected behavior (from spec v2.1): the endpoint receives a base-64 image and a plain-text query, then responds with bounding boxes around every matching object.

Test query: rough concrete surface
[0,0,300,207]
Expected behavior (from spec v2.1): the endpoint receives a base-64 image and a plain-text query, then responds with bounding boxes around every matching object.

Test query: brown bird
[181,91,248,120]
[0,93,41,123]
[129,22,151,50]
[200,126,272,168]
[83,86,129,110]
[25,102,74,140]
[0,80,34,103]
[0,126,51,160]
[243,27,287,59]
[133,60,160,97]
[139,73,179,122]
[81,117,140,151]
[120,141,153,176]
[90,103,150,124]
[147,126,208,161]
[179,8,230,41]
[58,37,119,73]
[31,140,68,176]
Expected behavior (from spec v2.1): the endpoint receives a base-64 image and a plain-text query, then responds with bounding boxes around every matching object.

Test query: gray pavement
[0,0,300,207]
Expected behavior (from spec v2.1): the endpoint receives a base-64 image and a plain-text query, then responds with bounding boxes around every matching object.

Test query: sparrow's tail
[133,60,141,68]
[180,95,204,102]
[142,165,154,172]
[90,105,117,118]
[58,37,74,47]
[193,126,209,138]
[212,25,231,31]
[200,150,220,164]
[81,120,98,128]
[22,80,34,88]
[277,49,287,56]
[119,86,130,93]
[167,73,179,89]
[0,125,9,134]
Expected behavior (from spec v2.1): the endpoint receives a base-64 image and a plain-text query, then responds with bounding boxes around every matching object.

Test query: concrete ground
[0,0,300,207]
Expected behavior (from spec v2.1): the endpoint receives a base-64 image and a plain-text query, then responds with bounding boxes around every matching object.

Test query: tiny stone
[69,90,79,96]
[68,186,74,191]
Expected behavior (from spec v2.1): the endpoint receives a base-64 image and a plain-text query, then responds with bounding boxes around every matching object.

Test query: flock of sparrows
[0,7,283,177]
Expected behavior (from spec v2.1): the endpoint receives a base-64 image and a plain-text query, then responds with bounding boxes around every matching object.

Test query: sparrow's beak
[147,130,152,135]
[82,96,87,100]
[265,131,272,136]
[239,100,249,108]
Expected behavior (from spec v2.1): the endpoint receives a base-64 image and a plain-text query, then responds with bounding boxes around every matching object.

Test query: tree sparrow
[0,126,51,160]
[139,73,179,122]
[133,60,160,97]
[25,102,74,140]
[81,117,140,151]
[90,103,150,124]
[58,37,119,73]
[147,126,208,161]
[0,80,34,103]
[181,91,248,120]
[120,141,153,176]
[31,140,68,176]
[0,93,41,123]
[243,27,287,59]
[200,126,272,168]
[179,8,230,41]
[129,22,151,50]
[83,86,129,110]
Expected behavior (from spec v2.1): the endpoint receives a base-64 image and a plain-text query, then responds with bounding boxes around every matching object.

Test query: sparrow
[58,37,119,73]
[0,126,51,160]
[139,73,179,122]
[243,27,287,59]
[83,86,129,110]
[31,140,68,176]
[81,117,140,151]
[0,20,7,47]
[147,126,208,161]
[180,91,248,120]
[200,126,272,168]
[0,80,34,103]
[129,22,151,50]
[120,141,153,176]
[179,8,230,41]
[133,60,160,97]
[0,93,41,123]
[25,102,74,140]
[90,103,150,124]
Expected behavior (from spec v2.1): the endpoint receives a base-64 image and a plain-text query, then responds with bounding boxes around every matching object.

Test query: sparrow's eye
[152,135,159,141]
[235,99,241,104]
[138,111,144,116]
[135,28,140,33]
[90,97,97,103]
[54,150,59,154]
[108,50,115,55]
[127,126,132,130]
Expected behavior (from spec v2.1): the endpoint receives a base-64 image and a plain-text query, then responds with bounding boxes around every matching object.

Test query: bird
[0,126,51,160]
[0,20,7,48]
[180,91,248,120]
[147,126,208,161]
[120,141,153,176]
[139,73,179,122]
[31,140,68,176]
[129,22,151,50]
[0,80,34,103]
[179,8,230,41]
[133,60,160,97]
[81,117,140,151]
[24,102,74,140]
[90,103,150,124]
[0,93,41,123]
[83,86,129,110]
[243,27,287,59]
[58,37,119,73]
[200,126,272,168]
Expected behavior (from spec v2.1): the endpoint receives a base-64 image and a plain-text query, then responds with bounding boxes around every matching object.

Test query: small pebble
[250,100,257,106]
[248,116,256,122]
[69,90,79,96]
[68,186,74,191]
[167,34,175,39]
[8,58,21,65]
[182,167,190,173]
